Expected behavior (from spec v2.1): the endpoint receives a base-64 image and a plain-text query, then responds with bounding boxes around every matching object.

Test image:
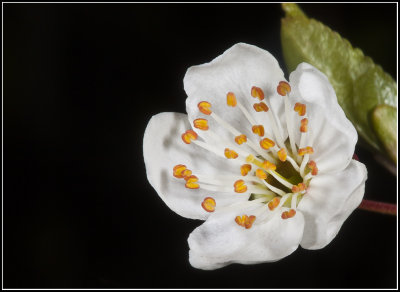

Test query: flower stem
[358,199,397,216]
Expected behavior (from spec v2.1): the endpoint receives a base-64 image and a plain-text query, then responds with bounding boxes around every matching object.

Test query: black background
[3,3,397,289]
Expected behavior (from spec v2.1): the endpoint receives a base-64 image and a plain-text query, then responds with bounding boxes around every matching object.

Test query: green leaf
[371,104,397,163]
[280,3,397,163]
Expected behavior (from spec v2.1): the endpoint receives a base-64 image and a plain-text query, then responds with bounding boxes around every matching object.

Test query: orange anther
[282,209,296,219]
[193,118,209,131]
[185,175,200,189]
[292,183,306,193]
[277,148,287,162]
[181,169,192,178]
[201,197,216,212]
[227,92,237,107]
[260,138,275,150]
[173,164,191,178]
[240,164,252,176]
[277,81,291,96]
[253,102,269,112]
[182,130,198,144]
[263,160,277,171]
[251,86,265,100]
[234,179,247,193]
[294,103,306,116]
[300,118,308,132]
[224,148,238,159]
[307,160,318,176]
[268,197,280,211]
[235,215,256,229]
[298,146,314,156]
[235,134,247,145]
[256,169,267,180]
[198,101,212,115]
[252,125,265,137]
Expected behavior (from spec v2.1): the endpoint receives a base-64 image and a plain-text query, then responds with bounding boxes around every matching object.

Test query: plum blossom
[143,43,367,270]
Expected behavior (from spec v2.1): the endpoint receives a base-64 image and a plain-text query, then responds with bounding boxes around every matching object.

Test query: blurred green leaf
[371,104,397,163]
[280,3,397,164]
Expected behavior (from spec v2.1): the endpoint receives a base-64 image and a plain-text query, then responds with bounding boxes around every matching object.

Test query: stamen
[193,118,209,131]
[260,138,275,150]
[225,148,239,159]
[240,164,252,176]
[173,164,192,178]
[182,130,198,144]
[300,154,310,178]
[227,92,237,107]
[277,148,287,162]
[291,183,306,193]
[252,125,265,137]
[277,81,291,96]
[253,102,269,112]
[268,197,280,210]
[235,134,247,145]
[256,169,267,180]
[235,215,256,229]
[201,197,216,212]
[281,209,296,219]
[198,101,212,115]
[262,160,277,171]
[300,118,308,133]
[294,103,306,116]
[234,179,248,193]
[298,146,314,156]
[307,160,318,176]
[185,175,200,189]
[251,86,265,100]
[291,193,299,209]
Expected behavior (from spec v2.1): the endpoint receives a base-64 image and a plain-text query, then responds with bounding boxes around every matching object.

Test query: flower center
[173,81,319,229]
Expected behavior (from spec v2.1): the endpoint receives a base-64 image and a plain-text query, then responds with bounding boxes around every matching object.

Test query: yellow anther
[277,81,291,96]
[256,169,267,180]
[253,102,269,112]
[307,160,318,176]
[224,148,238,159]
[251,86,265,100]
[235,134,247,145]
[298,146,314,156]
[262,160,277,171]
[227,92,237,107]
[193,118,209,131]
[300,118,308,133]
[259,138,275,150]
[240,164,252,176]
[201,197,216,212]
[173,164,192,179]
[181,130,198,144]
[294,103,306,116]
[235,215,256,229]
[268,197,280,211]
[292,182,306,193]
[234,179,247,193]
[252,125,265,137]
[281,209,296,219]
[246,154,255,163]
[185,175,200,189]
[198,101,212,115]
[277,148,287,162]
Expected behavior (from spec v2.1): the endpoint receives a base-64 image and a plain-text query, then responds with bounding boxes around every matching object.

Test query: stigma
[173,80,319,228]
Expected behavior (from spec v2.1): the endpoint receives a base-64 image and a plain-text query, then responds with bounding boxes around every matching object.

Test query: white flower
[143,43,367,270]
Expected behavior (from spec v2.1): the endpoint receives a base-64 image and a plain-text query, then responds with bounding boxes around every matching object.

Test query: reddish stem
[358,199,397,216]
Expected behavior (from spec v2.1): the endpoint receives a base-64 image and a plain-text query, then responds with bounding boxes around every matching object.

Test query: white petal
[143,112,249,220]
[299,160,367,250]
[188,202,304,270]
[289,63,358,173]
[184,43,287,145]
